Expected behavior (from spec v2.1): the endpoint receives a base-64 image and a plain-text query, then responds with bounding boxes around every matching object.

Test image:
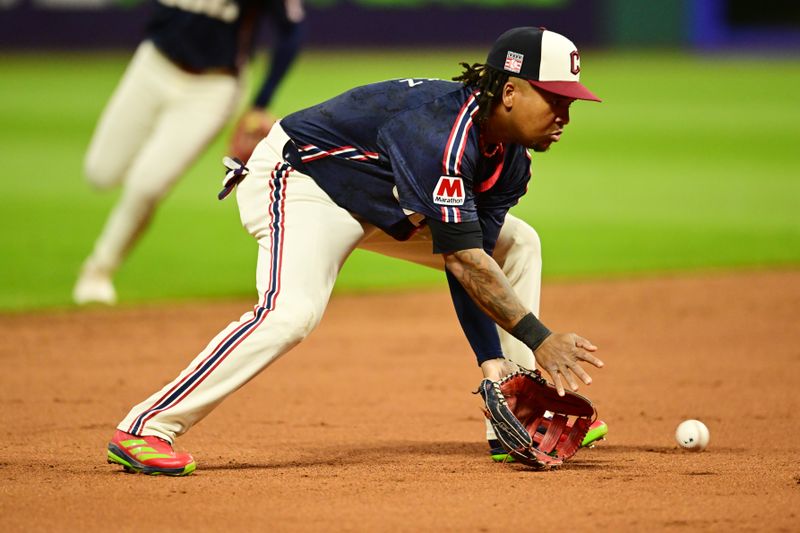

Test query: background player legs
[75,42,241,304]
[117,131,367,442]
[83,42,162,191]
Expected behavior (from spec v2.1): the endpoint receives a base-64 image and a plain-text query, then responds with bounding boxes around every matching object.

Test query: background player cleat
[73,261,116,305]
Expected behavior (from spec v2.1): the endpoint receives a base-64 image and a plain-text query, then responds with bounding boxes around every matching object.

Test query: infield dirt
[1,270,798,531]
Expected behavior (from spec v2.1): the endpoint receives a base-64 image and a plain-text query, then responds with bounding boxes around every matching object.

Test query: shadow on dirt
[198,440,614,472]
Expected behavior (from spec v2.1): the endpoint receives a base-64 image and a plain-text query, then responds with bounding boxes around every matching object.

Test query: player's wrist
[511,312,551,352]
[480,357,517,381]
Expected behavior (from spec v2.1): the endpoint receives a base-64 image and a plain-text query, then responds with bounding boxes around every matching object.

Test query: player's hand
[533,332,603,396]
[229,108,276,162]
[480,357,520,382]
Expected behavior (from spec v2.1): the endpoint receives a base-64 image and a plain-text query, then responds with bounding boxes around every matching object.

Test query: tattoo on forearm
[456,249,527,330]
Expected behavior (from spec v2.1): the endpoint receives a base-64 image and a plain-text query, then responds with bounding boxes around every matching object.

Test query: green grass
[0,49,798,311]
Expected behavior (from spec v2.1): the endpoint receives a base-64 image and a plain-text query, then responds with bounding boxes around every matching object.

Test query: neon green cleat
[581,420,608,448]
[490,419,608,462]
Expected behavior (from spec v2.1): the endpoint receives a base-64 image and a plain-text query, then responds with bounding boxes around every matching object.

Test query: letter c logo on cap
[570,50,581,75]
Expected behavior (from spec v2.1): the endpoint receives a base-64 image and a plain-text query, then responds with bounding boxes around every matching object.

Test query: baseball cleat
[73,263,117,305]
[488,439,512,462]
[581,419,608,448]
[107,430,196,476]
[489,420,609,462]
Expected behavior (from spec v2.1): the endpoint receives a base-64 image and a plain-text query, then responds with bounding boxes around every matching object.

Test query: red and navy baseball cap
[486,27,601,102]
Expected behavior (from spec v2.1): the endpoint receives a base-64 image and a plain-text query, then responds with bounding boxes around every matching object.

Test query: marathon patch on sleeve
[433,175,465,206]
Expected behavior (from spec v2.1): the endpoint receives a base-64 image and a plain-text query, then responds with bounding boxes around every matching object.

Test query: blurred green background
[1,48,798,311]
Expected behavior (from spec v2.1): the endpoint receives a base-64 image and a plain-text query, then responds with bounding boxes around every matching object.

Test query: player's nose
[556,107,570,125]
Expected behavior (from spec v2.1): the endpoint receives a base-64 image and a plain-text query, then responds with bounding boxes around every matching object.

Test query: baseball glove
[228,108,277,163]
[477,368,596,470]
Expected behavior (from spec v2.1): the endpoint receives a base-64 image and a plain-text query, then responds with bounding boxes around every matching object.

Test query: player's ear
[500,80,517,110]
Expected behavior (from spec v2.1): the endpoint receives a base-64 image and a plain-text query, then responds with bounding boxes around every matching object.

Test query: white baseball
[675,419,710,452]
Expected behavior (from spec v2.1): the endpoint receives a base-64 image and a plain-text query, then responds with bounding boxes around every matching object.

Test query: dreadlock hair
[452,62,509,125]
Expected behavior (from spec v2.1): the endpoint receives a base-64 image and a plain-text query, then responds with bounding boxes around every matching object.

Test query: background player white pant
[118,123,543,443]
[79,41,240,289]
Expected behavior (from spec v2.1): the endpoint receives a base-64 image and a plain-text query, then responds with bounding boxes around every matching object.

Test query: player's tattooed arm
[445,247,604,395]
[443,248,528,331]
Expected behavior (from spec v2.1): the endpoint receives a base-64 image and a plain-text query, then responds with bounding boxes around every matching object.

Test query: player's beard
[531,142,551,153]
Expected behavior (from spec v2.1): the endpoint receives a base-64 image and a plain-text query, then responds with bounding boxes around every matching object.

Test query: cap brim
[528,80,602,102]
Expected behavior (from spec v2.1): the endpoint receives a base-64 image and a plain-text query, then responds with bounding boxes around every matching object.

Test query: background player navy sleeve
[253,0,305,108]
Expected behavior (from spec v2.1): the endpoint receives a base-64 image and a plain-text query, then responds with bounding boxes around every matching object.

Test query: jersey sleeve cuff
[428,218,483,254]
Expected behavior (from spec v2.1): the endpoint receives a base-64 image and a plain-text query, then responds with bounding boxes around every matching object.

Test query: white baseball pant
[118,123,542,443]
[83,40,241,273]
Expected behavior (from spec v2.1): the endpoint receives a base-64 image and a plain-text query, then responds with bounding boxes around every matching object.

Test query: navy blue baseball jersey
[147,0,301,77]
[281,78,532,253]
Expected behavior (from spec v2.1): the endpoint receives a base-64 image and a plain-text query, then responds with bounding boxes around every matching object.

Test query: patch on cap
[485,27,602,102]
[503,51,524,74]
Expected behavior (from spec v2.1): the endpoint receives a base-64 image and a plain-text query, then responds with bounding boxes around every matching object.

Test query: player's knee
[274,297,322,342]
[508,222,542,264]
[83,153,122,190]
[124,176,172,204]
